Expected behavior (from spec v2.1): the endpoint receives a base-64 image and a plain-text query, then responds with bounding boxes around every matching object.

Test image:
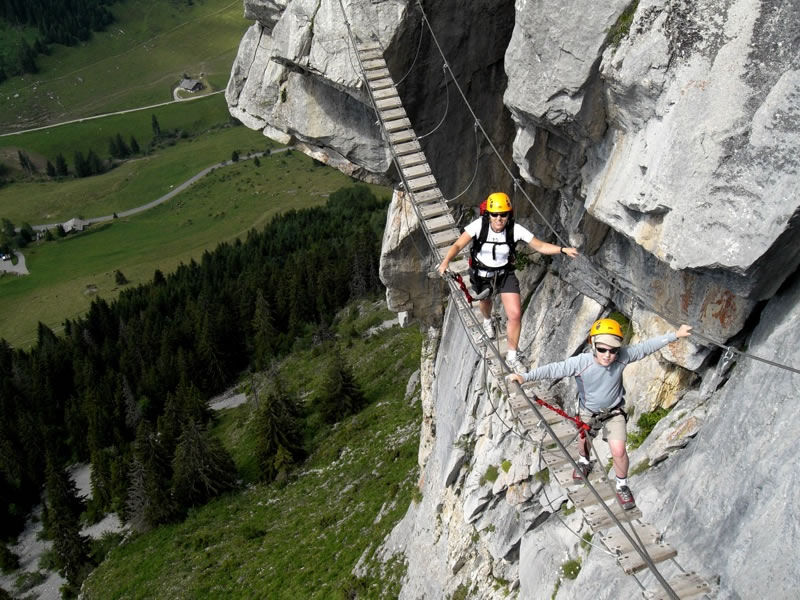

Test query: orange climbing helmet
[589,318,623,347]
[485,192,512,214]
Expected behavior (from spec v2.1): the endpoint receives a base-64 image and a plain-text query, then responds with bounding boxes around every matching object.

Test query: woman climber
[507,318,693,510]
[437,192,579,373]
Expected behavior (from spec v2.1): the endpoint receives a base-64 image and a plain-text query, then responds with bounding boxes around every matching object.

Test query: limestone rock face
[379,188,443,324]
[227,0,800,597]
[591,0,800,283]
[226,0,405,178]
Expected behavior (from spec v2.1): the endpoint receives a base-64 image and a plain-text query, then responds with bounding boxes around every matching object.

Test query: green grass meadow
[83,303,422,599]
[0,0,248,132]
[0,148,388,348]
[0,114,274,225]
[0,92,235,177]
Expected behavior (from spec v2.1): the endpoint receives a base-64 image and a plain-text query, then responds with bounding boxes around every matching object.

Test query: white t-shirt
[463,218,534,268]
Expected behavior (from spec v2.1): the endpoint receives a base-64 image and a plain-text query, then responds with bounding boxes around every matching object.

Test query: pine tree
[46,160,56,177]
[151,114,161,137]
[108,136,119,159]
[73,151,88,177]
[317,351,366,424]
[126,422,175,532]
[114,133,129,158]
[252,377,303,483]
[16,39,38,74]
[44,461,92,586]
[170,418,236,510]
[86,149,103,175]
[55,153,68,176]
[251,288,276,369]
[129,135,140,155]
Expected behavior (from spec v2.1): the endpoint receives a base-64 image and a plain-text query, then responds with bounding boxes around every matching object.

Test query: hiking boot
[572,461,592,481]
[616,485,636,510]
[482,320,495,339]
[506,353,526,375]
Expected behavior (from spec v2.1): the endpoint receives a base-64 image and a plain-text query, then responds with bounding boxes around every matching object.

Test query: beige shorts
[578,406,627,442]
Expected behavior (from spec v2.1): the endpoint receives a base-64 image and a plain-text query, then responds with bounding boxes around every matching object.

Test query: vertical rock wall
[227,0,800,596]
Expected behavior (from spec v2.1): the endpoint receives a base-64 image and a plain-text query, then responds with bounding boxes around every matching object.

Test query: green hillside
[0,0,248,133]
[0,146,385,348]
[82,302,422,599]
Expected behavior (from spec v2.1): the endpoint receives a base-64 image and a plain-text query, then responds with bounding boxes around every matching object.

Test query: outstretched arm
[438,231,473,275]
[676,324,692,338]
[528,237,579,258]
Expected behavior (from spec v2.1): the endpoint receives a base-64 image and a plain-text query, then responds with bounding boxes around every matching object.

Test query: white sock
[578,456,590,465]
[616,476,628,489]
[507,349,517,360]
[484,317,493,325]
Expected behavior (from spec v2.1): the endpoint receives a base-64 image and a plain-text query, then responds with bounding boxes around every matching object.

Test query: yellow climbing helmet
[589,318,624,346]
[485,192,512,213]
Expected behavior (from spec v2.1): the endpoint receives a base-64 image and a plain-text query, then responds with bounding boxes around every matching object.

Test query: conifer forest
[0,185,388,553]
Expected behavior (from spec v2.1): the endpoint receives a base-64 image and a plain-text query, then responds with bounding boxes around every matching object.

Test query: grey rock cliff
[228,0,800,596]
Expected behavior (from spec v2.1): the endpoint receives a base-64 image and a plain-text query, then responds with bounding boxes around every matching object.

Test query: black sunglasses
[595,346,619,355]
[488,212,510,218]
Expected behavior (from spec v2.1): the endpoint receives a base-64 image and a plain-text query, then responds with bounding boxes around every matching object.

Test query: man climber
[507,318,693,509]
[437,192,579,373]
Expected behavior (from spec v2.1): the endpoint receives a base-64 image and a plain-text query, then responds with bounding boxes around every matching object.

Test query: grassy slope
[0,0,247,132]
[0,113,272,225]
[0,147,388,348]
[0,92,235,179]
[83,303,422,599]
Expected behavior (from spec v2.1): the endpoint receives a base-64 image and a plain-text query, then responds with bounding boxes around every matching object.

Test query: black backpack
[469,211,516,272]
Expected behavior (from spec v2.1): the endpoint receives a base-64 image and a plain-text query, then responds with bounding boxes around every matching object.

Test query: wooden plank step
[376,96,403,111]
[519,415,579,440]
[367,67,391,81]
[567,480,616,509]
[551,463,606,488]
[538,445,582,469]
[359,49,383,61]
[373,86,398,101]
[394,140,421,156]
[515,406,563,430]
[362,58,386,71]
[399,151,428,168]
[424,215,455,234]
[583,502,642,530]
[597,523,677,574]
[407,174,437,193]
[385,118,412,133]
[645,573,713,600]
[356,42,381,52]
[402,164,431,179]
[390,129,416,145]
[368,77,394,91]
[418,202,449,222]
[380,107,406,121]
[432,230,459,248]
[508,394,531,412]
[412,188,442,204]
[449,257,469,274]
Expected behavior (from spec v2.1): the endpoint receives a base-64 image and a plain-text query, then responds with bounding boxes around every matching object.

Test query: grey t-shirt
[521,332,678,413]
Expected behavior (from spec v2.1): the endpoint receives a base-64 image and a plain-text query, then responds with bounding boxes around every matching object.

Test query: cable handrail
[412,0,800,378]
[334,3,702,597]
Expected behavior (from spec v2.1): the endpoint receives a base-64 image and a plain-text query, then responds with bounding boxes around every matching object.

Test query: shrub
[607,0,639,46]
[481,464,499,485]
[628,406,670,449]
[561,557,581,580]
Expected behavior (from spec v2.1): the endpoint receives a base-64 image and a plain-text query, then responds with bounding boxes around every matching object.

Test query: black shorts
[471,269,520,296]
